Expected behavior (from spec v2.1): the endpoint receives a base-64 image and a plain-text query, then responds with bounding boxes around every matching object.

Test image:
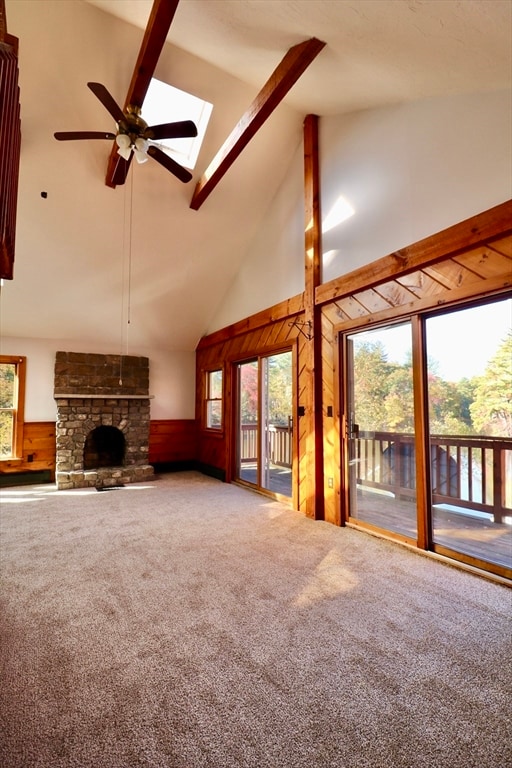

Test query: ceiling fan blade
[145,120,197,141]
[147,145,192,183]
[54,131,116,141]
[87,82,125,124]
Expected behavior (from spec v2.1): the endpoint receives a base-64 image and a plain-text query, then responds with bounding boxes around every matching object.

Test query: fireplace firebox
[83,425,126,470]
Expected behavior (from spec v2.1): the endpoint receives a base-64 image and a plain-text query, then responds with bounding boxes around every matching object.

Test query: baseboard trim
[0,470,52,487]
[151,460,198,474]
[196,463,226,482]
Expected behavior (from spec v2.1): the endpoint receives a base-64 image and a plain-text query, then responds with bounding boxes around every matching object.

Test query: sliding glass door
[236,351,293,498]
[425,299,512,569]
[342,297,512,574]
[346,322,417,540]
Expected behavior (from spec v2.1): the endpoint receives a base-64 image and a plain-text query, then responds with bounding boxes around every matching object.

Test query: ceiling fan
[54,81,197,183]
[53,0,193,186]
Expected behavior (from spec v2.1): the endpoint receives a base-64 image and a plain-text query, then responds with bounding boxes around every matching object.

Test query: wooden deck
[238,464,292,497]
[352,487,512,569]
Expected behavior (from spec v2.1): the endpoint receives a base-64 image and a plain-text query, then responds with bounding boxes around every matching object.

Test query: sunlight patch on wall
[322,195,355,233]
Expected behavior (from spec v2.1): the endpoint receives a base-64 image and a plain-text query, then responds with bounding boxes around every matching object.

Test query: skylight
[142,78,213,170]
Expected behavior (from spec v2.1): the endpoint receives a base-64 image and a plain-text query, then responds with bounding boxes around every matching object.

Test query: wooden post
[411,315,431,550]
[303,114,324,519]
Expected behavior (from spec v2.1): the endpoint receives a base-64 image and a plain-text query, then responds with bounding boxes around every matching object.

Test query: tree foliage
[470,331,512,437]
[239,353,292,425]
[353,335,510,437]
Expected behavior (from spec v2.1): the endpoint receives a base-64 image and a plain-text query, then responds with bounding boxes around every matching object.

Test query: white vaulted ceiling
[87,0,512,115]
[2,0,511,353]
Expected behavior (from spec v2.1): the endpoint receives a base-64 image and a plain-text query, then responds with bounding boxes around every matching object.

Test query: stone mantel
[55,394,154,400]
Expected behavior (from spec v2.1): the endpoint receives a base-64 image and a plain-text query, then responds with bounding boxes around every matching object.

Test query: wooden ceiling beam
[105,0,180,188]
[190,37,326,210]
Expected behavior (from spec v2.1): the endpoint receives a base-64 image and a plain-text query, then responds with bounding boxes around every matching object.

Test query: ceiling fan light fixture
[117,144,132,161]
[115,133,131,149]
[134,148,148,164]
[134,137,149,164]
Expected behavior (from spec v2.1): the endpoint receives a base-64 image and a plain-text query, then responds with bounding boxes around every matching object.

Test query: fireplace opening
[83,426,125,470]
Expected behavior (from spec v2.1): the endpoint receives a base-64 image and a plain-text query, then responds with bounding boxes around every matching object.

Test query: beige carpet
[1,471,511,768]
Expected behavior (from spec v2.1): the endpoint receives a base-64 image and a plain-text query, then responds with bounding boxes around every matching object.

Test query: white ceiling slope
[87,0,512,115]
[2,0,511,355]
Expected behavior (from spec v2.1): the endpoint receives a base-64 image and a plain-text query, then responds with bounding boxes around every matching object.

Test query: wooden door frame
[230,343,297,501]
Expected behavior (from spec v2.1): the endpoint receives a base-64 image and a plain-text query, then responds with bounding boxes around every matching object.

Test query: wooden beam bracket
[289,319,313,340]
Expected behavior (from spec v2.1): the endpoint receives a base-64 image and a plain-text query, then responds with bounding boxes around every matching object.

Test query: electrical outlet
[328,477,333,488]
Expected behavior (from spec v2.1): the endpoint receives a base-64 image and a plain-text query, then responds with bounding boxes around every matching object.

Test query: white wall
[320,89,512,282]
[0,336,195,421]
[207,138,305,332]
[212,88,511,326]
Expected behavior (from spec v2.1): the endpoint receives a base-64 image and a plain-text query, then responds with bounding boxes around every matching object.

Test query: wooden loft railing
[0,0,21,280]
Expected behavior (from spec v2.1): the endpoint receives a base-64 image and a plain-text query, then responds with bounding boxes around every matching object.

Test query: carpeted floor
[1,471,511,768]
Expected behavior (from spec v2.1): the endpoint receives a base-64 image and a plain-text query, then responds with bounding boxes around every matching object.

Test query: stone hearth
[54,352,154,490]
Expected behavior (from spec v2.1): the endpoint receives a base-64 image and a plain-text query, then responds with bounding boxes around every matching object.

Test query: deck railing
[240,425,511,524]
[356,431,512,524]
[240,424,292,468]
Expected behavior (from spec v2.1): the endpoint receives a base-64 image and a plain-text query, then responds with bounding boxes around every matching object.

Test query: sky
[354,297,511,382]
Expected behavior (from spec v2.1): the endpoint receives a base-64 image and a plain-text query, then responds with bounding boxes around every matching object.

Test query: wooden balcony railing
[355,431,512,525]
[239,425,511,524]
[240,424,292,468]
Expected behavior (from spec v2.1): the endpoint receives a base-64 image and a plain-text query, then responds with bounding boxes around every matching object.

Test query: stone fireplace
[54,352,154,490]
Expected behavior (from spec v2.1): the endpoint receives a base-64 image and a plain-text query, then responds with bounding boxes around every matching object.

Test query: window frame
[203,367,224,432]
[0,355,26,461]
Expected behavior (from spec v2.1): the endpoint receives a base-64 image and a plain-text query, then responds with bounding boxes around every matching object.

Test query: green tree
[267,352,292,424]
[353,341,390,430]
[383,364,414,432]
[353,343,478,437]
[470,331,512,437]
[240,362,258,423]
[427,373,474,435]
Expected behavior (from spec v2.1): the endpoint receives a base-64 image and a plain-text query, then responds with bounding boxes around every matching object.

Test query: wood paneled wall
[0,422,56,479]
[148,419,198,467]
[196,294,308,510]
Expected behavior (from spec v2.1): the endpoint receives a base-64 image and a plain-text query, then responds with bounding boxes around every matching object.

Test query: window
[205,369,223,430]
[0,355,26,459]
[142,78,213,170]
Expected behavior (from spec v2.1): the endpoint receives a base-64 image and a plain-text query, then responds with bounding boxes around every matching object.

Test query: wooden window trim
[203,367,224,434]
[0,354,26,461]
